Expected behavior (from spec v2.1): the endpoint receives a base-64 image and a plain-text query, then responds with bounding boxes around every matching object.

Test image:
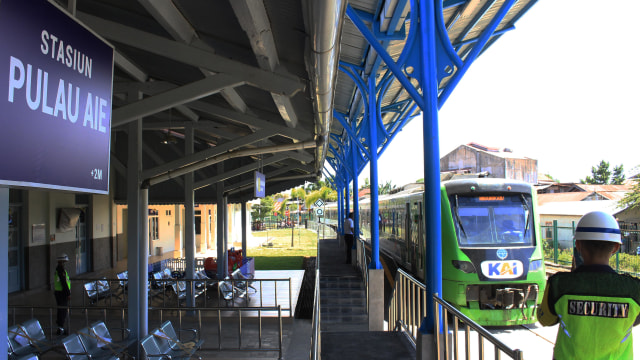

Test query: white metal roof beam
[194,153,289,190]
[77,12,305,97]
[113,51,148,83]
[224,164,316,194]
[230,0,299,128]
[143,143,184,187]
[138,0,249,115]
[113,74,244,127]
[114,80,309,141]
[187,101,309,141]
[137,0,196,44]
[141,128,278,180]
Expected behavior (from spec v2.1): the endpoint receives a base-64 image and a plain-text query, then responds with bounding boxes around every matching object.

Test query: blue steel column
[0,188,8,358]
[368,76,381,270]
[351,142,359,244]
[344,181,350,222]
[336,187,342,232]
[419,0,442,334]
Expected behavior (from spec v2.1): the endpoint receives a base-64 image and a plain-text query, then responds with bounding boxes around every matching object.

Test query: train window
[451,195,534,247]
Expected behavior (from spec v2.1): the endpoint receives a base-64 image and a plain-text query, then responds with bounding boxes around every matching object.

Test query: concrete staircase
[320,275,368,331]
[317,238,415,360]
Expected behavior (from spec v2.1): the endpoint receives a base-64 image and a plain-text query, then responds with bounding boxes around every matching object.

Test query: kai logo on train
[481,260,523,279]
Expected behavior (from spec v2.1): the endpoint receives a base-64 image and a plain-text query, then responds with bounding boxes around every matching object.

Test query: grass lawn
[248,228,318,270]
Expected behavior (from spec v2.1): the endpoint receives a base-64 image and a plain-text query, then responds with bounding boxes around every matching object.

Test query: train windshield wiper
[520,194,530,238]
[454,195,467,239]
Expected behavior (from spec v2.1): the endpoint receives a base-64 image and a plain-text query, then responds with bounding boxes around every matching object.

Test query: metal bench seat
[8,319,55,357]
[76,321,133,359]
[62,333,119,360]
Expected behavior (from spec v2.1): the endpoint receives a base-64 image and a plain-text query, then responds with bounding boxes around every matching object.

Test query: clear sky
[359,0,640,188]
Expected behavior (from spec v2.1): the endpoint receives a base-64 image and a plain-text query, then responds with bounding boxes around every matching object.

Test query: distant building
[537,200,621,250]
[440,142,537,184]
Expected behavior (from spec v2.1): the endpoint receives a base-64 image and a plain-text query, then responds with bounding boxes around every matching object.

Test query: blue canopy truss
[325,0,537,335]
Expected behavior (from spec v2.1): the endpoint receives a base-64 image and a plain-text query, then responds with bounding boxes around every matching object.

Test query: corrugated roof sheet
[538,201,622,217]
[537,192,591,205]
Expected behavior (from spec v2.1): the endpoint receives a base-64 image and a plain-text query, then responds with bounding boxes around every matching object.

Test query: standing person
[343,212,354,264]
[54,253,71,336]
[537,211,640,359]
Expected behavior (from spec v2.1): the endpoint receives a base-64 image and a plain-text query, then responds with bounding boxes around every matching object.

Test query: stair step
[320,289,365,297]
[321,306,367,315]
[321,314,369,323]
[320,297,366,306]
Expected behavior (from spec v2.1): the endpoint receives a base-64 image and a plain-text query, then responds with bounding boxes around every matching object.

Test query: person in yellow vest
[538,211,640,359]
[54,253,71,336]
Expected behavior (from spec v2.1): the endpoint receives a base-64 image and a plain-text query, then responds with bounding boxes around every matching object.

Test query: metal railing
[73,277,294,316]
[310,270,320,360]
[9,304,284,358]
[389,269,427,340]
[434,295,524,360]
[388,269,524,360]
[356,237,370,313]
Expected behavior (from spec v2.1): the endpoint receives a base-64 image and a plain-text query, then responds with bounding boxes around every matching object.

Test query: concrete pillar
[126,94,148,351]
[241,201,247,259]
[368,269,384,331]
[184,124,196,306]
[216,164,226,279]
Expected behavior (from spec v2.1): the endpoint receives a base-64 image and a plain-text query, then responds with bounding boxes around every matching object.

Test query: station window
[149,213,159,241]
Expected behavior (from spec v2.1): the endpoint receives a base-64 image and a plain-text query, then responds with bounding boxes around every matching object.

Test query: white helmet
[57,253,69,262]
[575,211,621,244]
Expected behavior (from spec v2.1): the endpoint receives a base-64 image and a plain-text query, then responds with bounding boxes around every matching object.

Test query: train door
[404,203,411,266]
[416,201,425,280]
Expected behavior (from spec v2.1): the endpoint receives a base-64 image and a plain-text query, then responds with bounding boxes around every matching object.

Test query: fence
[8,304,284,358]
[433,295,524,360]
[541,222,640,275]
[387,268,524,359]
[74,277,294,316]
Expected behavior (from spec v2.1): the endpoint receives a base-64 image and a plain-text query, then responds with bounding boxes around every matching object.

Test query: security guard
[54,253,71,335]
[538,211,640,359]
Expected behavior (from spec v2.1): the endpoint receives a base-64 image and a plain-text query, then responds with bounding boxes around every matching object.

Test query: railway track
[545,262,570,277]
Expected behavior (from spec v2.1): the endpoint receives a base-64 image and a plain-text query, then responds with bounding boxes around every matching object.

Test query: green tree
[359,178,370,190]
[581,160,623,184]
[378,180,397,195]
[619,177,640,210]
[545,174,560,183]
[305,186,337,208]
[612,164,626,185]
[251,197,274,222]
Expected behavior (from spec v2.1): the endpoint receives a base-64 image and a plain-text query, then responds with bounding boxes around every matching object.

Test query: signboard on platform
[0,0,114,194]
[314,199,325,207]
[254,171,265,198]
[316,208,323,216]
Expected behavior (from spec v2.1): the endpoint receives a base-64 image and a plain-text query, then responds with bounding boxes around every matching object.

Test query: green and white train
[326,178,546,326]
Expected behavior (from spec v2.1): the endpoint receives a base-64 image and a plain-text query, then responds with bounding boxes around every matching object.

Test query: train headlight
[529,260,542,272]
[452,260,476,274]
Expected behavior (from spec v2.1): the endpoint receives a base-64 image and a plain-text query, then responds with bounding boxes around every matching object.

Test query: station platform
[318,236,415,359]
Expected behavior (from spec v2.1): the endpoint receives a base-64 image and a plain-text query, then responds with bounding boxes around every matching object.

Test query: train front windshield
[450,194,534,247]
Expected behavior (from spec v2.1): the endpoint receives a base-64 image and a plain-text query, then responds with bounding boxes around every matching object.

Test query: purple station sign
[0,0,113,194]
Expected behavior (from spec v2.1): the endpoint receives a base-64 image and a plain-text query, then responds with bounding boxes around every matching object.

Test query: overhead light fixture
[162,131,178,145]
[162,108,178,144]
